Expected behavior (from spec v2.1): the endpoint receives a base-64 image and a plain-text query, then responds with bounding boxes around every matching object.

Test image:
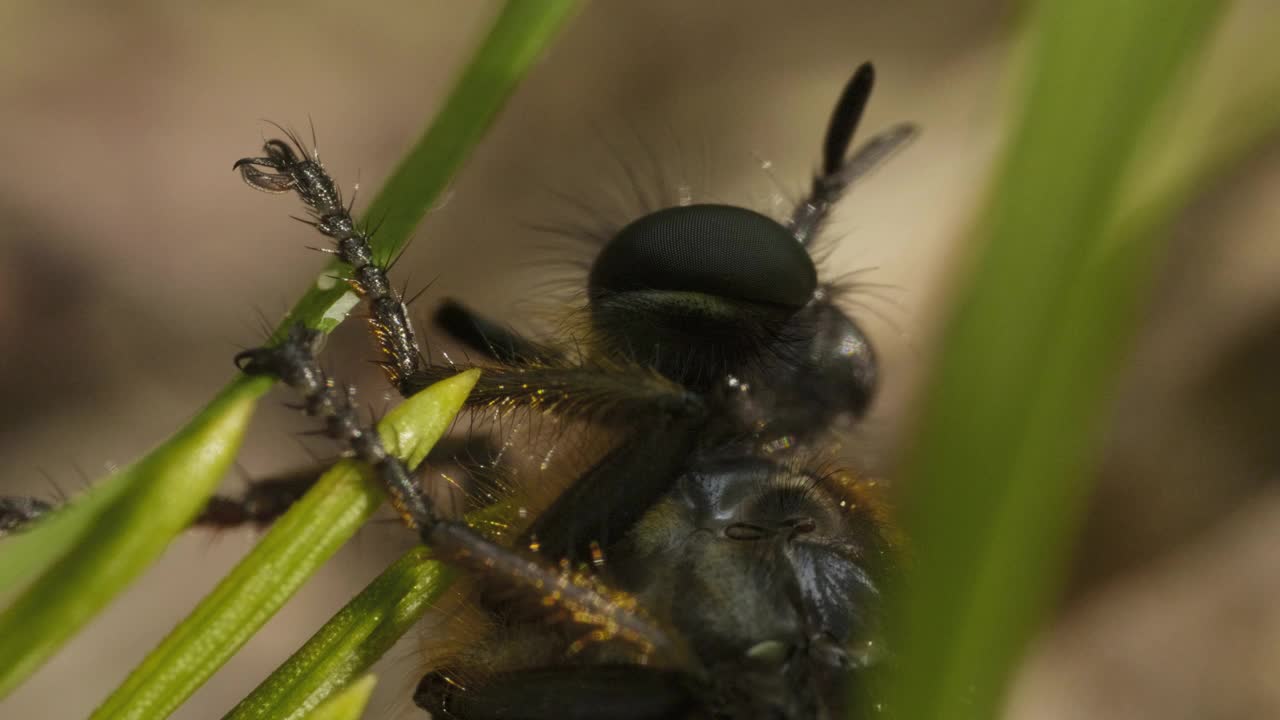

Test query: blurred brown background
[0,1,1277,718]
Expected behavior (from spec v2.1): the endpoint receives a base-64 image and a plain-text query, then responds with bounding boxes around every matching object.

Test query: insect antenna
[788,62,920,246]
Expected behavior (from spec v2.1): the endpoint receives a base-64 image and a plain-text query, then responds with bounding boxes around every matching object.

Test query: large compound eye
[588,205,818,309]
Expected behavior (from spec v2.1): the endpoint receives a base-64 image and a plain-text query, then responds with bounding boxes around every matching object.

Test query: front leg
[235,327,690,667]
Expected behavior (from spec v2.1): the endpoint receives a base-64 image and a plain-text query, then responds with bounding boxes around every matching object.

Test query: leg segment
[236,134,427,392]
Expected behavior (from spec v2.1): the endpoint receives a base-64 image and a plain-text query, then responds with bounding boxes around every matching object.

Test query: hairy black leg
[519,422,700,562]
[415,666,697,720]
[235,326,687,665]
[195,431,505,530]
[235,133,426,392]
[787,62,919,246]
[434,298,561,365]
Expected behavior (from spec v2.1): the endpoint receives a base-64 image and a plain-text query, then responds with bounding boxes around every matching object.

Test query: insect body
[235,60,916,720]
[2,61,916,719]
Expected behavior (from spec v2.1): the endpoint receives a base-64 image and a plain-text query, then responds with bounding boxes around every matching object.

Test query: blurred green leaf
[886,3,1229,720]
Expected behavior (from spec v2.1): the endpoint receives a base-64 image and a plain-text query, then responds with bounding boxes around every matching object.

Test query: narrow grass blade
[0,376,271,697]
[224,547,452,720]
[298,675,377,720]
[885,3,1229,720]
[226,501,512,720]
[90,370,478,720]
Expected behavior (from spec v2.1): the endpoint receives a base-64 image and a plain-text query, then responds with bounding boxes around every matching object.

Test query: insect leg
[414,666,697,720]
[786,62,919,246]
[235,326,688,666]
[0,474,314,537]
[235,135,427,394]
[193,468,322,530]
[0,436,503,538]
[0,471,321,538]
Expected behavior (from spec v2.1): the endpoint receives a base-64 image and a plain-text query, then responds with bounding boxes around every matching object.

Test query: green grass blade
[0,376,271,697]
[225,501,512,720]
[224,547,452,720]
[886,3,1228,720]
[89,370,477,720]
[298,675,377,720]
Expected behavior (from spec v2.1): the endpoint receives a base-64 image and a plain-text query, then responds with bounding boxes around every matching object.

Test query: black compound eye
[589,204,818,310]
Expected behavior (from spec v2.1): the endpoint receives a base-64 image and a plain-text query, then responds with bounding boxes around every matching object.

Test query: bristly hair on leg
[234,130,427,396]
